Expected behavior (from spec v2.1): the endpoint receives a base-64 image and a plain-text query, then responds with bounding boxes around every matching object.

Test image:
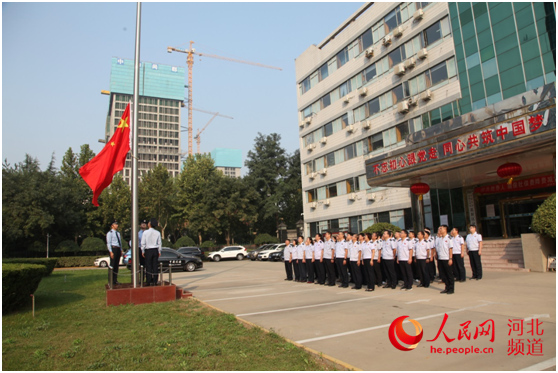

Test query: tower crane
[180,108,233,154]
[167,41,282,156]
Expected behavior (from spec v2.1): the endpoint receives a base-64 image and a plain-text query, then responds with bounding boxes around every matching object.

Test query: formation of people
[282,224,484,295]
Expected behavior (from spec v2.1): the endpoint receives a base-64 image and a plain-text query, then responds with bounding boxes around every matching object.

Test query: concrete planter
[520,233,556,272]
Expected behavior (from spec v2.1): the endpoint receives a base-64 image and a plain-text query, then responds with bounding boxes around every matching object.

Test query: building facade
[295,2,555,238]
[211,148,242,178]
[106,57,186,184]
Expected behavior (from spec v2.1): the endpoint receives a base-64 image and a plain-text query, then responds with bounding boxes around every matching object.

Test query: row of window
[308,208,411,237]
[138,129,157,137]
[301,16,452,120]
[114,95,180,108]
[303,99,462,174]
[138,145,181,153]
[299,2,431,96]
[307,174,370,202]
[303,57,456,147]
[159,130,179,139]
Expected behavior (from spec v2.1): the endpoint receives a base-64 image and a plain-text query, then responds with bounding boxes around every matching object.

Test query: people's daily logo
[388,315,423,351]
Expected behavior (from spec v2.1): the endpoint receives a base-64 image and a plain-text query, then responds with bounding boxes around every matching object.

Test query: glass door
[501,197,547,238]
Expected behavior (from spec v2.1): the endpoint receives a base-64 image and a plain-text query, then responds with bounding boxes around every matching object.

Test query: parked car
[176,247,203,259]
[248,244,272,261]
[206,246,247,262]
[126,247,203,272]
[269,250,284,262]
[257,244,285,261]
[123,249,132,265]
[94,255,124,268]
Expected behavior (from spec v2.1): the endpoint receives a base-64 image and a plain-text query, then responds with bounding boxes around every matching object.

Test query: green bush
[54,256,102,268]
[173,236,196,248]
[362,222,403,235]
[254,233,279,245]
[80,237,106,253]
[2,258,58,276]
[201,240,215,249]
[27,240,46,253]
[162,239,173,248]
[2,263,48,313]
[56,240,79,253]
[532,193,556,239]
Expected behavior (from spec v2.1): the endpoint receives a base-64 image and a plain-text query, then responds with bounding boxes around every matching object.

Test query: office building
[105,57,186,184]
[211,148,242,178]
[296,2,555,238]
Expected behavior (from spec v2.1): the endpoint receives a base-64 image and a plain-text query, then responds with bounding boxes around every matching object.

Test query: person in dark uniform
[283,239,294,281]
[425,228,437,283]
[291,237,300,281]
[361,233,375,292]
[466,225,483,280]
[349,233,362,290]
[297,236,307,282]
[371,232,382,287]
[314,234,326,285]
[106,220,122,285]
[323,232,336,286]
[141,218,162,286]
[335,232,349,288]
[415,231,430,288]
[396,230,414,291]
[304,237,315,284]
[381,230,397,289]
[435,225,454,294]
[451,228,466,282]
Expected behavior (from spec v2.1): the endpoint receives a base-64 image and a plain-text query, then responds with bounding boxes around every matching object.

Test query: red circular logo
[388,315,423,351]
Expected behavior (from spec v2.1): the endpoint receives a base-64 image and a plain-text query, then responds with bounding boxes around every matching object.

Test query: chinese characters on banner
[372,110,553,177]
[507,318,544,356]
[474,174,556,195]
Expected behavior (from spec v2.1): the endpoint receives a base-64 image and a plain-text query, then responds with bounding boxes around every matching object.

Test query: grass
[2,269,335,371]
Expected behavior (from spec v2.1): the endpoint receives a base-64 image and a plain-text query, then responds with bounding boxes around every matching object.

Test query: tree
[80,237,106,253]
[278,149,303,228]
[175,154,219,244]
[139,164,176,239]
[362,222,402,235]
[532,194,556,239]
[245,133,288,235]
[173,236,196,248]
[254,233,279,245]
[96,175,131,234]
[60,147,79,179]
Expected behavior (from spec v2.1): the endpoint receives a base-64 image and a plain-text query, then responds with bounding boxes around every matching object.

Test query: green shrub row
[53,256,102,268]
[2,258,58,276]
[2,263,48,313]
[532,193,556,239]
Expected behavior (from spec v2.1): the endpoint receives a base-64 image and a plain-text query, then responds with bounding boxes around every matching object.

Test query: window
[384,8,401,33]
[392,84,405,104]
[366,97,380,117]
[388,47,406,68]
[319,63,329,81]
[371,133,384,152]
[307,189,316,203]
[340,114,349,129]
[395,122,409,142]
[424,21,442,46]
[325,152,335,168]
[339,81,351,97]
[337,48,349,68]
[324,122,333,136]
[344,144,356,160]
[361,29,373,50]
[315,157,325,171]
[334,149,345,164]
[327,184,338,198]
[390,210,405,228]
[320,94,331,109]
[346,178,355,193]
[303,106,312,118]
[430,62,448,86]
[364,64,377,82]
[317,187,327,201]
[305,162,314,175]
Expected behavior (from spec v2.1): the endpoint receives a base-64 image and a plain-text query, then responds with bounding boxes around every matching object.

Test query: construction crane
[167,41,282,156]
[180,108,233,154]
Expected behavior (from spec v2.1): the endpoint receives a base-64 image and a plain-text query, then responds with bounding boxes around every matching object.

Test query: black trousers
[382,259,397,288]
[298,259,307,281]
[293,259,300,281]
[395,260,403,282]
[335,258,349,286]
[315,260,326,284]
[380,258,387,283]
[399,260,413,289]
[145,248,159,285]
[373,259,382,285]
[109,247,121,284]
[428,259,437,282]
[362,259,375,290]
[438,259,454,292]
[349,261,362,289]
[412,257,420,279]
[284,260,293,280]
[416,259,430,287]
[324,258,336,285]
[468,251,482,279]
[305,259,314,282]
[452,254,466,281]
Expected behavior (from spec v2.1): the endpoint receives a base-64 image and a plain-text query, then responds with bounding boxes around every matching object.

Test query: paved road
[171,259,556,371]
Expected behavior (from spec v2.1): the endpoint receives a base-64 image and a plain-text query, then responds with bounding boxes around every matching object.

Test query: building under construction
[105,57,185,184]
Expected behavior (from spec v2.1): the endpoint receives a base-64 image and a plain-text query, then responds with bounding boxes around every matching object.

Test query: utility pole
[46,233,51,258]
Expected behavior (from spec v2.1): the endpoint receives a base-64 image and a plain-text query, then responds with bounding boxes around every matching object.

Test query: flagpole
[131,2,141,288]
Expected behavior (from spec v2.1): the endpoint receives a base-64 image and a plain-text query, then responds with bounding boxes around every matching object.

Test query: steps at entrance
[462,238,529,272]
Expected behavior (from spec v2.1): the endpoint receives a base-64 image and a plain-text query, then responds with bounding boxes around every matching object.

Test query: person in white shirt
[349,233,362,289]
[435,225,454,294]
[304,238,315,284]
[361,233,375,291]
[425,228,436,283]
[371,232,383,287]
[414,231,431,288]
[291,236,300,281]
[297,236,307,282]
[466,225,483,280]
[335,232,349,288]
[283,239,294,281]
[396,230,414,291]
[323,232,336,286]
[450,228,466,282]
[408,231,420,283]
[141,218,162,286]
[381,230,397,289]
[314,234,326,285]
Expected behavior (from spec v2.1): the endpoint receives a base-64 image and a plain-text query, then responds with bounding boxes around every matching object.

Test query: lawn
[2,269,334,371]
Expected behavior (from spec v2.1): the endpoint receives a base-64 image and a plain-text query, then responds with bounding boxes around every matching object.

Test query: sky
[2,2,363,173]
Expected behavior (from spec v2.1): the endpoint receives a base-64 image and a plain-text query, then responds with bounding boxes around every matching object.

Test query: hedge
[56,240,80,253]
[362,222,403,235]
[53,256,103,268]
[201,240,215,249]
[173,236,196,248]
[2,263,48,313]
[2,258,58,276]
[254,233,279,245]
[532,193,556,239]
[80,237,106,252]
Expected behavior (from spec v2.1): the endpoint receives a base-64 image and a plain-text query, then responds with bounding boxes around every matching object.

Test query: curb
[194,298,362,371]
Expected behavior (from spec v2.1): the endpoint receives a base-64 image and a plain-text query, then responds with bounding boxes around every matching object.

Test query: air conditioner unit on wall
[367,193,376,201]
[343,95,351,103]
[408,96,418,106]
[417,48,428,59]
[414,9,424,20]
[404,57,416,69]
[320,137,327,144]
[348,193,357,201]
[305,116,313,124]
[365,48,374,58]
[393,26,403,38]
[394,63,406,76]
[421,90,432,101]
[318,168,327,175]
[346,124,355,133]
[309,172,317,179]
[310,202,317,209]
[306,143,316,151]
[299,121,305,128]
[359,87,368,96]
[323,199,330,206]
[397,101,410,113]
[382,35,392,46]
[362,120,372,130]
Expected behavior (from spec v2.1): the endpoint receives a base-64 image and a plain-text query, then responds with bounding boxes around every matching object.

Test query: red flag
[79,103,131,206]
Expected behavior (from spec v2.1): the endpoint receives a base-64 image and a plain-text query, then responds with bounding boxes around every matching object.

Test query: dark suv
[177,247,203,259]
[248,244,272,261]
